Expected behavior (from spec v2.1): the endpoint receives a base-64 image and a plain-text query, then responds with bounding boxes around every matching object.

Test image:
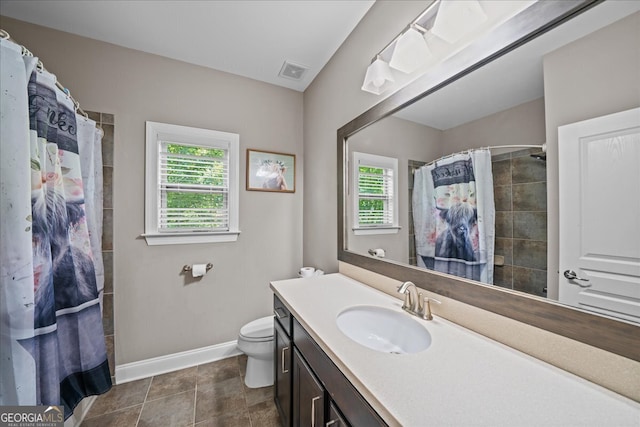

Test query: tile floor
[81,355,281,427]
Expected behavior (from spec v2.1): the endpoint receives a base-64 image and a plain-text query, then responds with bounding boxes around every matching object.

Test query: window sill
[352,226,401,236]
[142,231,241,246]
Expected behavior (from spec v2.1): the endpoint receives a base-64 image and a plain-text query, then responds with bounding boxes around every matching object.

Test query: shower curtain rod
[0,28,102,134]
[486,143,546,152]
[420,143,547,169]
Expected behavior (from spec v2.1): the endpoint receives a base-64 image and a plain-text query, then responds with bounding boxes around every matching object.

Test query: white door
[558,107,640,323]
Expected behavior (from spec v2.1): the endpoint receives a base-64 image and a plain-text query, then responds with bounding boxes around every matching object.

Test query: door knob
[563,270,591,287]
[563,270,588,281]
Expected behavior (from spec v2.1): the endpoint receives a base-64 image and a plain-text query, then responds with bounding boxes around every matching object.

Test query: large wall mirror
[338,0,639,361]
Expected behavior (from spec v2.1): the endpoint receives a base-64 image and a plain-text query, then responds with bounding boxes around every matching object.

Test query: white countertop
[271,273,640,427]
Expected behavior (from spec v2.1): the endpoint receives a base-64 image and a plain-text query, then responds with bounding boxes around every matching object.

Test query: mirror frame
[338,0,639,362]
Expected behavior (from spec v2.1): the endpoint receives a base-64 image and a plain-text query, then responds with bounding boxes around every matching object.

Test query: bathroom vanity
[271,273,639,426]
[273,291,384,426]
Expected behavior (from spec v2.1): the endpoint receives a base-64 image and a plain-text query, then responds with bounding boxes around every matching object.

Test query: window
[144,121,240,245]
[352,152,399,235]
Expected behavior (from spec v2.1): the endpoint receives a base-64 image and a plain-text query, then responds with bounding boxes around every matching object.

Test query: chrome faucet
[397,281,419,313]
[397,281,441,320]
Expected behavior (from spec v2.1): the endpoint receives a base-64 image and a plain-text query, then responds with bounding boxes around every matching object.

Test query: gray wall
[442,97,546,152]
[543,11,640,299]
[0,16,304,366]
[303,1,429,271]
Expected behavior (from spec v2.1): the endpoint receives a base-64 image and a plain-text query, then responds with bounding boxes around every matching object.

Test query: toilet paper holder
[182,263,213,273]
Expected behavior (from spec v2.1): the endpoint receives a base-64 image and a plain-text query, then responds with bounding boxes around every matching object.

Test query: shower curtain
[77,115,105,311]
[413,150,495,284]
[0,37,111,418]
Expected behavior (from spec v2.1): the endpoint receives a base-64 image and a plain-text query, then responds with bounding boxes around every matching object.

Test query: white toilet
[237,316,274,388]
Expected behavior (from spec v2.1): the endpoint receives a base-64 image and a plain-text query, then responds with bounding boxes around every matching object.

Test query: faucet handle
[421,296,441,320]
[401,289,413,311]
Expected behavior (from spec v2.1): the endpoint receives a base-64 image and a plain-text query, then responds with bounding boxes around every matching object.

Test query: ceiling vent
[279,61,309,81]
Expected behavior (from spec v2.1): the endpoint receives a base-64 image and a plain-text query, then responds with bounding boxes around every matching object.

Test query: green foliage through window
[160,142,229,231]
[358,165,393,226]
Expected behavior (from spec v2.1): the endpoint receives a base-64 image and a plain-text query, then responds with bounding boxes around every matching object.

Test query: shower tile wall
[493,149,547,296]
[87,111,115,383]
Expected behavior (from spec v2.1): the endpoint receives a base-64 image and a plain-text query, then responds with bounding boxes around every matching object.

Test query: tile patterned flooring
[81,355,281,427]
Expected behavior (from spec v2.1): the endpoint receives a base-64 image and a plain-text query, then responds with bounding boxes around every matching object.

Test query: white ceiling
[0,0,375,92]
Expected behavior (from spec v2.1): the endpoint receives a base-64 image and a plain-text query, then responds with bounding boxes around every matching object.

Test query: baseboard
[115,340,242,384]
[64,395,97,427]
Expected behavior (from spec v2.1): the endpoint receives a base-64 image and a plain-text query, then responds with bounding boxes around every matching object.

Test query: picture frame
[246,149,296,193]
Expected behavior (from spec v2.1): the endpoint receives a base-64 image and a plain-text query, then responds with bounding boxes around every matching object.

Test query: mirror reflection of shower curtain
[0,37,111,417]
[413,149,495,284]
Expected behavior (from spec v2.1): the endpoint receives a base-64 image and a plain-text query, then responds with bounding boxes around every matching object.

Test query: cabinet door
[274,295,292,335]
[274,319,292,427]
[293,319,387,426]
[326,402,348,427]
[293,349,325,427]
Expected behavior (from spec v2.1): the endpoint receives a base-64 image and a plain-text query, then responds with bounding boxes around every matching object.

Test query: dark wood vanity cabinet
[327,402,348,427]
[274,318,292,426]
[273,295,387,427]
[293,348,325,426]
[274,296,292,426]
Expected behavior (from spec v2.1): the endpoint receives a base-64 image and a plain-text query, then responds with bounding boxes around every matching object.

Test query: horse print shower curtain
[413,150,495,284]
[0,37,111,418]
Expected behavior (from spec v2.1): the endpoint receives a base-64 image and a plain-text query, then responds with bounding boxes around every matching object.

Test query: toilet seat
[239,316,273,342]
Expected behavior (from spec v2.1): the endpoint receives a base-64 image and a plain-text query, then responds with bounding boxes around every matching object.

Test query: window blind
[357,164,394,227]
[159,142,229,232]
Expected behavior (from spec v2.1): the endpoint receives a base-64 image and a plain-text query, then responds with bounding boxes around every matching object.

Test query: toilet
[237,316,274,388]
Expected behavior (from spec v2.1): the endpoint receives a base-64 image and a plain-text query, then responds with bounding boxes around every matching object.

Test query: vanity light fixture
[361,55,395,95]
[388,25,432,74]
[361,0,510,96]
[431,0,487,44]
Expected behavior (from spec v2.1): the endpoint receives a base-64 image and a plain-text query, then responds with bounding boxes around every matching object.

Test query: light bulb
[372,76,386,88]
[361,57,394,95]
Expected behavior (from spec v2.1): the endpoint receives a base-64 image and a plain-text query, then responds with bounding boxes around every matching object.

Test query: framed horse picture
[246,149,295,193]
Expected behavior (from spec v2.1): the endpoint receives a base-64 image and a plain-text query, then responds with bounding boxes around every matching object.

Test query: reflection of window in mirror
[352,152,399,235]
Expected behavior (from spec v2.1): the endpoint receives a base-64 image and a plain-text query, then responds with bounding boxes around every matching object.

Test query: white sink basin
[336,306,431,354]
